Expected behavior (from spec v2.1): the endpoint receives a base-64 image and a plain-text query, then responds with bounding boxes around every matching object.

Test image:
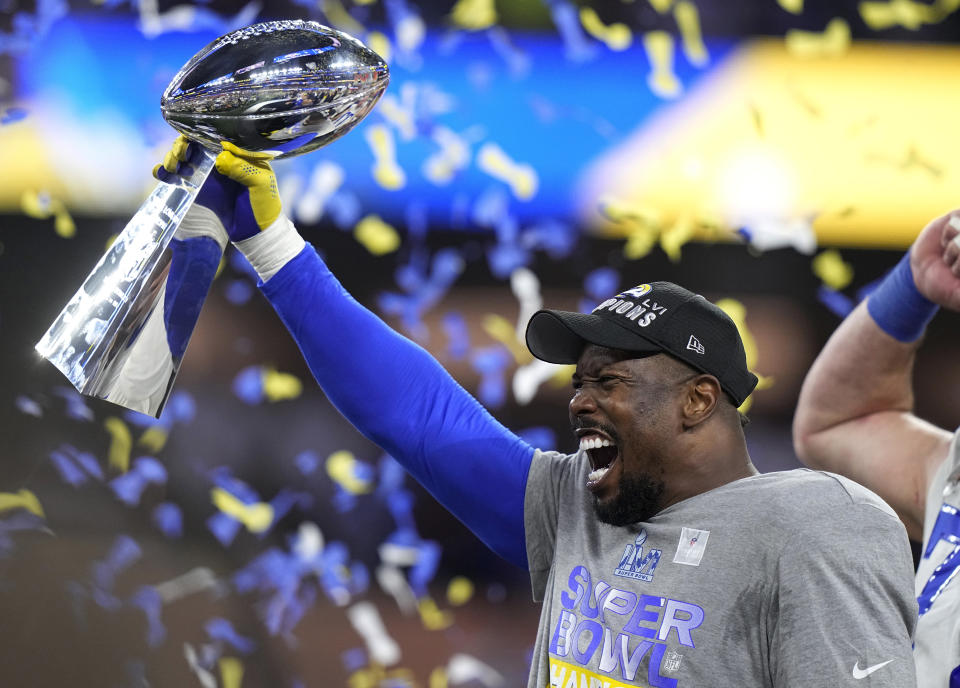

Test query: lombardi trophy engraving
[35,20,389,417]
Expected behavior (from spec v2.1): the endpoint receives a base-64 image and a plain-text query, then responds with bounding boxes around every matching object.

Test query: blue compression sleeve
[260,245,535,569]
[866,252,938,343]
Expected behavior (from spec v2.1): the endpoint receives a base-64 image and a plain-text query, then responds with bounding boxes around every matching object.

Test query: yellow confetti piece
[22,190,76,238]
[860,0,937,29]
[477,143,538,200]
[659,216,697,262]
[674,1,709,67]
[715,299,772,413]
[579,8,633,51]
[349,666,416,688]
[642,31,682,99]
[211,488,274,533]
[449,0,497,30]
[326,450,374,495]
[812,249,854,290]
[366,124,406,191]
[648,0,674,12]
[481,313,530,363]
[0,489,44,518]
[261,368,303,402]
[354,215,402,255]
[137,426,168,453]
[446,576,474,606]
[785,18,850,58]
[599,196,663,259]
[354,0,377,5]
[322,0,367,35]
[365,31,392,66]
[429,667,449,688]
[777,0,803,13]
[104,417,133,473]
[418,596,453,630]
[219,657,244,688]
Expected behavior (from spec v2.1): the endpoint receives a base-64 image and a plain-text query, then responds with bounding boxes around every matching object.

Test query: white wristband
[233,214,306,282]
[175,204,229,250]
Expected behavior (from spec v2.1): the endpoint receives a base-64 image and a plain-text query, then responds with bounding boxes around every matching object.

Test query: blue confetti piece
[342,648,367,672]
[584,267,620,300]
[207,512,242,547]
[14,395,42,417]
[232,366,264,404]
[441,312,470,360]
[50,449,88,487]
[348,561,370,596]
[487,241,530,279]
[294,450,320,475]
[269,490,313,525]
[472,345,511,407]
[546,0,597,62]
[98,535,141,584]
[225,278,255,305]
[518,426,556,451]
[133,456,167,484]
[210,468,260,503]
[0,106,27,124]
[817,285,855,319]
[54,387,94,422]
[109,471,148,507]
[377,455,407,495]
[153,502,183,538]
[129,586,165,647]
[488,26,531,77]
[385,490,417,532]
[205,618,257,654]
[327,190,361,229]
[523,219,577,259]
[333,487,358,513]
[129,586,166,647]
[70,448,104,480]
[408,540,441,597]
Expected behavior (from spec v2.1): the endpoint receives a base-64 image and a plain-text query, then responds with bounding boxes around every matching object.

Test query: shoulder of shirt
[749,468,900,525]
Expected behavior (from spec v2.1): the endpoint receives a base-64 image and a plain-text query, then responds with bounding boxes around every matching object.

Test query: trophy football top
[161,20,389,159]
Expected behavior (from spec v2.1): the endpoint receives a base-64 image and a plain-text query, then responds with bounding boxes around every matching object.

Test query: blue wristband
[866,252,938,342]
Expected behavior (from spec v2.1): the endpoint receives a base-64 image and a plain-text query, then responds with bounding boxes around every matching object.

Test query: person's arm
[202,142,535,568]
[793,212,960,539]
[770,503,917,687]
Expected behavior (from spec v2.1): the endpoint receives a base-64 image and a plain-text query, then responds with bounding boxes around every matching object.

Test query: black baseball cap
[525,282,758,406]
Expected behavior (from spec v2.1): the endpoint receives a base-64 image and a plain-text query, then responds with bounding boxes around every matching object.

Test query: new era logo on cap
[686,335,705,355]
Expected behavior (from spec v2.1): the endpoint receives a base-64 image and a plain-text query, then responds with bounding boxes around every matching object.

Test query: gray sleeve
[770,502,918,687]
[524,449,579,601]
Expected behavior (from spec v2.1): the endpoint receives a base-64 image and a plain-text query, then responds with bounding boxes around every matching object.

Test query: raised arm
[163,140,536,567]
[792,212,960,539]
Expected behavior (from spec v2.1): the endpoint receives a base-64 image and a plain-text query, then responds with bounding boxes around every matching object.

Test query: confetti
[441,312,471,360]
[446,577,474,606]
[675,1,709,67]
[716,299,773,412]
[477,143,538,200]
[812,249,854,290]
[511,267,543,339]
[418,596,453,630]
[785,18,850,58]
[546,0,597,61]
[579,8,632,51]
[777,0,803,13]
[155,567,218,604]
[0,489,43,517]
[366,124,406,190]
[110,457,168,507]
[206,618,256,654]
[449,0,497,30]
[859,0,955,30]
[326,450,376,495]
[447,654,504,686]
[153,501,184,538]
[211,487,274,534]
[355,215,402,255]
[817,285,856,318]
[129,586,166,647]
[21,190,75,237]
[219,657,244,688]
[262,368,303,402]
[643,31,682,99]
[104,416,133,473]
[348,601,402,665]
[648,0,675,12]
[423,127,470,186]
[471,345,512,407]
[14,395,42,417]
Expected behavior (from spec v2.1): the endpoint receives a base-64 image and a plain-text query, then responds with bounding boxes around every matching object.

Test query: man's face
[569,345,692,526]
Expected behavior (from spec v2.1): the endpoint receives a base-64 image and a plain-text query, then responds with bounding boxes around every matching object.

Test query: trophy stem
[36,147,221,417]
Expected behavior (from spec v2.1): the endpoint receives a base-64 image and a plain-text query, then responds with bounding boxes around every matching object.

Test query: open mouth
[579,434,619,484]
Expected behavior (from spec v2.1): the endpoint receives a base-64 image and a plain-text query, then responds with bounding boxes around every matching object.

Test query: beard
[592,470,665,526]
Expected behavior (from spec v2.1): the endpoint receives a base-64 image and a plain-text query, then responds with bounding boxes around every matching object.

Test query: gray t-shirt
[524,450,918,687]
[915,430,960,686]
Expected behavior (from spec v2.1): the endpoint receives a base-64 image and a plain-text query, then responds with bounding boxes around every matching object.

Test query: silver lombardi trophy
[35,20,389,417]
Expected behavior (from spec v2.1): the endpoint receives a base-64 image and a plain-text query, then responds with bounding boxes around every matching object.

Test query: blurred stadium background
[2,0,960,685]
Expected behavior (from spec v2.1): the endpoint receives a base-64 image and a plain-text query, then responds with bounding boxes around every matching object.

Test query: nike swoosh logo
[852,659,894,679]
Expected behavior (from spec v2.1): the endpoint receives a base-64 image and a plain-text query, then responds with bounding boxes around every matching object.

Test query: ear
[680,374,720,429]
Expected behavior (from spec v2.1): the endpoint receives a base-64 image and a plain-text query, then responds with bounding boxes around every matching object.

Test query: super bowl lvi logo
[614,529,662,582]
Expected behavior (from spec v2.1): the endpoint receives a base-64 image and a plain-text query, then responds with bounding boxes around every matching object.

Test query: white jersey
[915,431,960,686]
